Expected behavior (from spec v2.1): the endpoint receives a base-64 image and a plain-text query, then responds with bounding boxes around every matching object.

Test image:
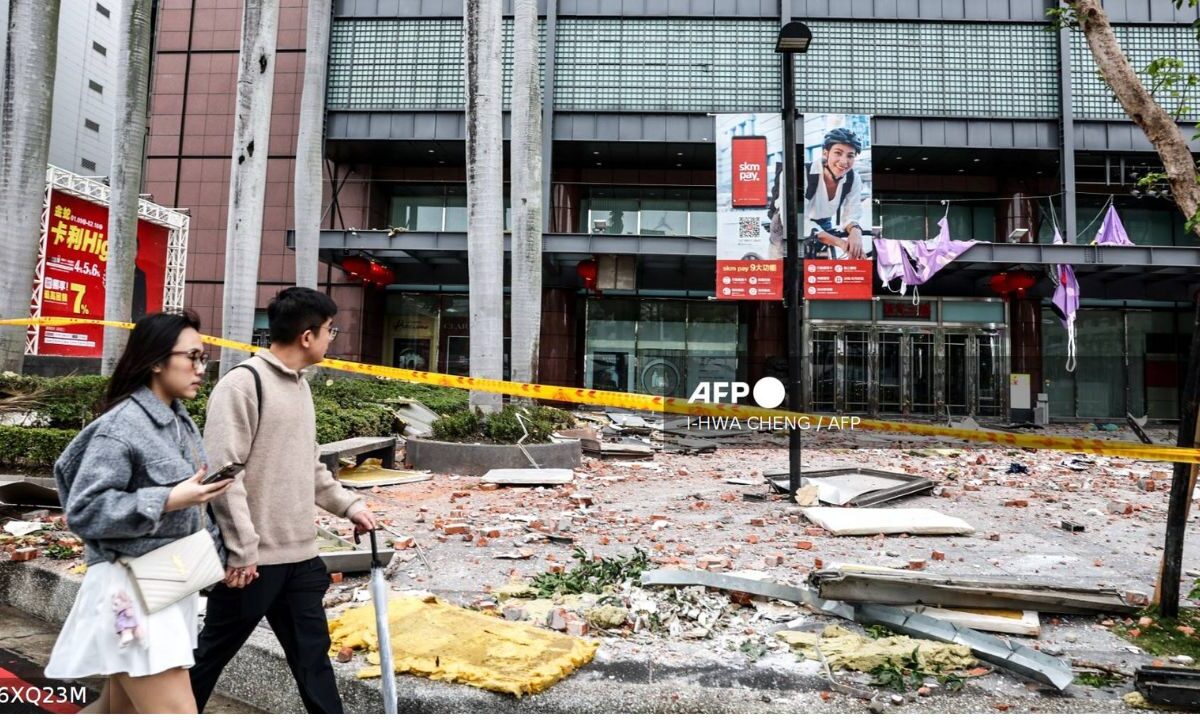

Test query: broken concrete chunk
[482,469,574,486]
[801,507,974,536]
[783,625,976,674]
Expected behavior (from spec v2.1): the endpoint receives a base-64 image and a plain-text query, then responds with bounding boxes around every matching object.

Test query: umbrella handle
[354,528,383,569]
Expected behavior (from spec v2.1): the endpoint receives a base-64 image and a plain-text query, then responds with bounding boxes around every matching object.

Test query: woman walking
[45,311,233,713]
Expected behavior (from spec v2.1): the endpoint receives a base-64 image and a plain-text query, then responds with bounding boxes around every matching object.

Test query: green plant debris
[43,543,81,561]
[1112,609,1200,659]
[1075,672,1124,688]
[530,547,652,598]
[868,649,967,693]
[737,638,769,663]
[866,624,895,639]
[432,405,574,445]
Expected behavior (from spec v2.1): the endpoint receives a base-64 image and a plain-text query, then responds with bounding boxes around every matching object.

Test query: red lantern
[342,256,371,281]
[576,258,598,292]
[369,262,395,287]
[1007,270,1036,298]
[989,271,1037,299]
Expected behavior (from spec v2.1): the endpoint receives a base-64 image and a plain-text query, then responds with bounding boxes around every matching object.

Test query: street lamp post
[776,22,812,500]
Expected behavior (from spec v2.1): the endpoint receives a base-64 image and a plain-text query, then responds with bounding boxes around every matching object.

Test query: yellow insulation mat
[328,595,599,696]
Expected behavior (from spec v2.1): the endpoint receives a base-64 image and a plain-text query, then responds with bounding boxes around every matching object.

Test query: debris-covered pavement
[8,417,1200,712]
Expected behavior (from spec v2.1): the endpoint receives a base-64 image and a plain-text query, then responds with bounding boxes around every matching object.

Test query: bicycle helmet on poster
[823,128,862,153]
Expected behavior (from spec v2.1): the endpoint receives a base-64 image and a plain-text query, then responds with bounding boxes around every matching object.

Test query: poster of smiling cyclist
[714,113,785,301]
[803,113,874,261]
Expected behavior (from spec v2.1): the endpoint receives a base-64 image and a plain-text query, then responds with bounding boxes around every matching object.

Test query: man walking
[191,287,376,713]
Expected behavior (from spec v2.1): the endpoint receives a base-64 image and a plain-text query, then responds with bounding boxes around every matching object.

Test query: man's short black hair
[267,287,338,344]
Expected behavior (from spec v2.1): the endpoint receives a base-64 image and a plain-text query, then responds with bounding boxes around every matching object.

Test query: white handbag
[118,435,224,614]
[118,522,225,614]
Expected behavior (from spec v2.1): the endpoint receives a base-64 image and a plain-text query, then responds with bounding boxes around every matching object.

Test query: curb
[0,560,829,713]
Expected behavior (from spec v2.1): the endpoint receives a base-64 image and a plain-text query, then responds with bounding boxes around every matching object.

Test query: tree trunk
[464,0,504,412]
[293,0,330,290]
[220,0,279,376]
[101,0,153,375]
[1070,0,1200,227]
[509,0,542,387]
[0,1,61,373]
[1069,0,1200,616]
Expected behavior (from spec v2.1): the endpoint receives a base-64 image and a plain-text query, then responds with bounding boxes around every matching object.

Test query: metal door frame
[802,299,1009,418]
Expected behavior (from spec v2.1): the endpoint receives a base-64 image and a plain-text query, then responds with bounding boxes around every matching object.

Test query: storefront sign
[803,259,873,300]
[882,300,932,319]
[715,114,784,300]
[730,136,768,208]
[33,190,170,356]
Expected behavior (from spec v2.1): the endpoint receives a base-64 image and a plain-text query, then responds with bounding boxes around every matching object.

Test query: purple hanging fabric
[1050,229,1080,372]
[874,218,977,295]
[909,218,978,284]
[1093,205,1133,246]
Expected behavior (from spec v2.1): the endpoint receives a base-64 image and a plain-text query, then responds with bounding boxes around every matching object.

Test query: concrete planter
[405,438,581,476]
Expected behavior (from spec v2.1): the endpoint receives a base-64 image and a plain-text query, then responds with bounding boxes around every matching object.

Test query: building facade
[49,0,125,177]
[145,0,1200,421]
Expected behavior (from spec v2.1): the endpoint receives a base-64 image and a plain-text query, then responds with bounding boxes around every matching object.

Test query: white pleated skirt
[44,561,200,680]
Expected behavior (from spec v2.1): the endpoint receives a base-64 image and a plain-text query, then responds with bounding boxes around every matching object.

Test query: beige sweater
[204,350,366,567]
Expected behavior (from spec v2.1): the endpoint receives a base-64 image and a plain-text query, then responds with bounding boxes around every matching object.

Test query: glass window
[639,188,689,237]
[585,298,638,391]
[1072,310,1126,418]
[327,18,544,110]
[880,198,995,241]
[583,188,639,235]
[444,186,467,232]
[389,186,446,232]
[1073,26,1200,121]
[689,188,717,237]
[329,18,1058,116]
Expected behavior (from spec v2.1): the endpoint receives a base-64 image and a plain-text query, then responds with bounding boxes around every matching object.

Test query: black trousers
[190,557,342,713]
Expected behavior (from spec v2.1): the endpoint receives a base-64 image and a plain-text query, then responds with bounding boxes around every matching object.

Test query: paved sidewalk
[0,604,261,713]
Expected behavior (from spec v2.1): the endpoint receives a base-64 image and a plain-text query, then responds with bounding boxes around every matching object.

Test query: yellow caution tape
[6,316,1198,464]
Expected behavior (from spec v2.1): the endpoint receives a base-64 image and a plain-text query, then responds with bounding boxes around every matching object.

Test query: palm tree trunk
[464,0,503,411]
[509,0,542,386]
[101,0,153,375]
[0,0,61,373]
[220,0,279,376]
[293,0,330,290]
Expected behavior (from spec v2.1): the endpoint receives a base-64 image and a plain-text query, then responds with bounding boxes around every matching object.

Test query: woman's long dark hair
[99,311,202,414]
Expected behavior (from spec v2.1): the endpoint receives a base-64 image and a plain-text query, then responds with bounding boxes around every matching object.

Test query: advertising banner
[803,259,873,300]
[34,190,171,356]
[802,113,874,262]
[715,113,784,300]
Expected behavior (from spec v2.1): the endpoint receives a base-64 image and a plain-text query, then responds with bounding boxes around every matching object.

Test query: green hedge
[0,374,469,470]
[309,377,469,416]
[0,426,77,470]
[0,375,109,429]
[432,405,574,444]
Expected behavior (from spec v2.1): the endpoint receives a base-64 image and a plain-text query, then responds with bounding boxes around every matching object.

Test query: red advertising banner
[730,136,768,208]
[717,259,782,300]
[34,190,171,356]
[803,259,873,300]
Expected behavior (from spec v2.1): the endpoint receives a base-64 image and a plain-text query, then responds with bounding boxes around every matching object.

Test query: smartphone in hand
[202,462,245,485]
